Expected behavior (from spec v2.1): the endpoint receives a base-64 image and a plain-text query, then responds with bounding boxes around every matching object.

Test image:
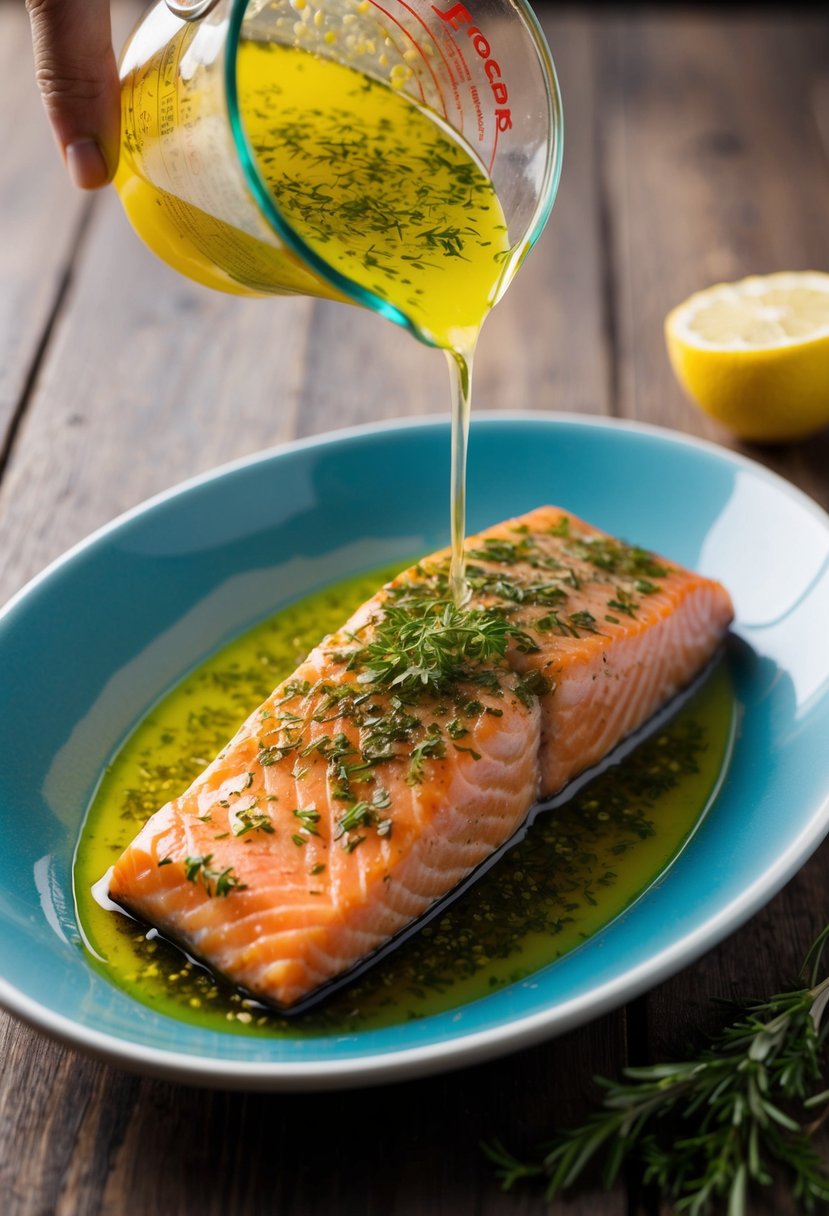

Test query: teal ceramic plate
[1,414,828,1090]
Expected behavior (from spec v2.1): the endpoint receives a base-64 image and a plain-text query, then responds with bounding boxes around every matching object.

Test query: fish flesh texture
[108,507,733,1009]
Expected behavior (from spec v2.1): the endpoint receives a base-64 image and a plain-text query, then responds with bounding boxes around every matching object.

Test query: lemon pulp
[665,272,829,443]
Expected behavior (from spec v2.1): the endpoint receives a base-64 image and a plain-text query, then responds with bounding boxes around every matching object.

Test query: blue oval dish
[1,414,828,1089]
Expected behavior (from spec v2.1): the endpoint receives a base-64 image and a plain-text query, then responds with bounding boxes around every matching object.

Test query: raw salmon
[108,507,733,1009]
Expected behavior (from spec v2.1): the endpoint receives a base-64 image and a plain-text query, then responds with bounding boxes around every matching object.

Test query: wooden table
[2,5,828,1213]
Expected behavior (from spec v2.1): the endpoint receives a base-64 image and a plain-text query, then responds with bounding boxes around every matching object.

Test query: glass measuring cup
[116,0,563,348]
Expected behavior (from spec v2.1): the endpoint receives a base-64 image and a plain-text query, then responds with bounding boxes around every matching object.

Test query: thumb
[26,0,120,189]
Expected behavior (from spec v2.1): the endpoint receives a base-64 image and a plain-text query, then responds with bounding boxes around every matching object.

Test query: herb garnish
[348,596,534,697]
[229,799,274,837]
[407,726,447,785]
[486,924,829,1214]
[293,805,321,836]
[183,854,246,897]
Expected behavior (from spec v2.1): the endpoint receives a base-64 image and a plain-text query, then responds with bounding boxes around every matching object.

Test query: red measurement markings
[366,0,429,108]
[432,1,513,170]
[386,0,461,126]
[433,20,472,137]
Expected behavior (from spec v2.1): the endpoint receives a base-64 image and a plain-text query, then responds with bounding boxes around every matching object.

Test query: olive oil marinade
[118,40,514,600]
[236,42,512,602]
[75,566,736,1035]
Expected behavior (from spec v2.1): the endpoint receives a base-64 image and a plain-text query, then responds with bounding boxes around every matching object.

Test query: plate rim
[2,411,828,1090]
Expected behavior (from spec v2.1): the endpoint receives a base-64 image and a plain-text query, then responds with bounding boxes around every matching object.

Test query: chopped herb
[568,610,600,633]
[466,536,534,564]
[301,732,355,760]
[535,610,582,638]
[309,863,326,876]
[183,854,246,897]
[278,678,311,702]
[157,857,173,867]
[335,801,375,836]
[258,739,300,766]
[348,597,532,697]
[293,806,321,836]
[407,727,446,785]
[607,589,639,618]
[453,744,482,760]
[514,671,554,707]
[291,834,307,848]
[230,801,275,837]
[568,536,669,580]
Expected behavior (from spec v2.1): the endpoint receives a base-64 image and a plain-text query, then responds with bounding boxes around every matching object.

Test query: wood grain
[0,8,625,1215]
[1,6,828,1216]
[0,3,89,452]
[597,12,829,1214]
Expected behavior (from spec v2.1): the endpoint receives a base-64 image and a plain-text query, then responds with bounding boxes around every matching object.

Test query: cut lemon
[665,272,829,442]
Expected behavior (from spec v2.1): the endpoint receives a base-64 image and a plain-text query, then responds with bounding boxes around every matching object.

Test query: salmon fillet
[108,506,733,1009]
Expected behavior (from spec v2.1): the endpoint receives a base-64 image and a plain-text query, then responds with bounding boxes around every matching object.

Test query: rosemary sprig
[486,924,829,1214]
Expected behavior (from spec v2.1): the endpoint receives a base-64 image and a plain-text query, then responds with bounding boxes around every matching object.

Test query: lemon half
[665,272,829,442]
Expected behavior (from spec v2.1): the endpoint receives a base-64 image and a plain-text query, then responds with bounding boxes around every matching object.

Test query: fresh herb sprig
[349,596,536,697]
[486,924,829,1214]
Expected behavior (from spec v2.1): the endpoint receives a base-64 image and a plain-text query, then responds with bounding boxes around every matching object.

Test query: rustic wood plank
[601,10,829,504]
[474,10,611,419]
[599,12,829,1214]
[0,9,625,1215]
[0,2,90,451]
[0,191,315,606]
[2,8,827,1216]
[69,1021,620,1216]
[0,1016,626,1216]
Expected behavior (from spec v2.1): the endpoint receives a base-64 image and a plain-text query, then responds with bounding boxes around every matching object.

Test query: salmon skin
[108,507,734,1011]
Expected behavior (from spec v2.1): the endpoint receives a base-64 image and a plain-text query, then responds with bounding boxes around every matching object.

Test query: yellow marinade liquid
[116,37,513,598]
[116,38,512,354]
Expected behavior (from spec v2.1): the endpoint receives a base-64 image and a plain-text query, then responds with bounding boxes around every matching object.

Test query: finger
[26,0,120,189]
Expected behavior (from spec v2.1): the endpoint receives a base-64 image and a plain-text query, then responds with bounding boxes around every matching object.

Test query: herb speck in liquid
[74,563,735,1036]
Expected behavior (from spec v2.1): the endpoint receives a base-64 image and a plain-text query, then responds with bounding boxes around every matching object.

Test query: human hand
[26,0,120,189]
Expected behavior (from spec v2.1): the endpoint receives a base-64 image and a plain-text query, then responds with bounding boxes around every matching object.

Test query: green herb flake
[514,670,554,707]
[342,834,366,854]
[607,589,638,618]
[293,805,321,836]
[183,854,246,897]
[453,744,482,760]
[407,728,446,785]
[230,801,275,837]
